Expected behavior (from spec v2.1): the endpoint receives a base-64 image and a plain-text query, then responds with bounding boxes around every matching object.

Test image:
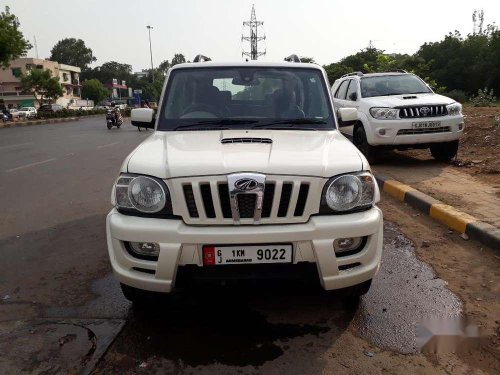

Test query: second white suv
[331,71,464,162]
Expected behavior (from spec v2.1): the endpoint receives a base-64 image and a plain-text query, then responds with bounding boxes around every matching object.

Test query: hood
[363,93,455,107]
[125,129,364,179]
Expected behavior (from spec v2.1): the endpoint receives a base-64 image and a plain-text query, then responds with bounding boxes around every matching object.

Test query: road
[0,118,498,374]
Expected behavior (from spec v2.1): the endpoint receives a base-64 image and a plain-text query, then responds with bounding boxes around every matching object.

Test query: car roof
[170,61,324,71]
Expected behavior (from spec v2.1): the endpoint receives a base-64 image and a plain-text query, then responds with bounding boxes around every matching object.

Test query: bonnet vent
[402,95,417,99]
[221,137,272,144]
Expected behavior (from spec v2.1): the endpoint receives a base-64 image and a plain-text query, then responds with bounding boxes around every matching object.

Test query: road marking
[0,142,34,150]
[5,158,57,173]
[97,142,119,149]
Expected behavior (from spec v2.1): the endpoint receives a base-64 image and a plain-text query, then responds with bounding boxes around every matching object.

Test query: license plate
[412,121,441,129]
[203,244,293,266]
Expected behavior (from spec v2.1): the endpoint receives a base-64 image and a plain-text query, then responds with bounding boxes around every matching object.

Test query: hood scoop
[221,137,272,144]
[402,95,418,99]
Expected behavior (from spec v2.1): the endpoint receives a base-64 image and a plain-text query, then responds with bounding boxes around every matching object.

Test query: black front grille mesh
[278,183,293,217]
[237,194,257,218]
[399,105,448,118]
[218,184,232,218]
[183,185,198,218]
[262,183,275,218]
[294,184,309,216]
[200,184,216,218]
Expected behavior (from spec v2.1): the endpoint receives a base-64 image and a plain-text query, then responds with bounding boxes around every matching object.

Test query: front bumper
[106,207,383,293]
[366,115,464,146]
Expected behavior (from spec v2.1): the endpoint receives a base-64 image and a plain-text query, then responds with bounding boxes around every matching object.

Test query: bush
[469,88,496,107]
[444,89,467,103]
[35,108,107,119]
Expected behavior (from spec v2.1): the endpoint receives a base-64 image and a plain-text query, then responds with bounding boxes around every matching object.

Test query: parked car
[107,54,383,304]
[37,104,64,114]
[17,106,37,119]
[9,108,20,119]
[331,71,464,162]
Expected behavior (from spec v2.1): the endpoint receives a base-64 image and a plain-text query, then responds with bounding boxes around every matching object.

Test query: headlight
[446,103,462,116]
[321,172,375,213]
[369,107,398,120]
[115,174,172,214]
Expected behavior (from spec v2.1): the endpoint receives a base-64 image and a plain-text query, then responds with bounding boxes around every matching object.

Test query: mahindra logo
[420,107,430,115]
[234,178,258,191]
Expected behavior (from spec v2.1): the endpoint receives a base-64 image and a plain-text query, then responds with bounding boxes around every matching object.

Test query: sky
[4,0,500,71]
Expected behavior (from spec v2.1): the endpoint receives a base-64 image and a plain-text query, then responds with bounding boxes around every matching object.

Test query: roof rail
[340,71,364,78]
[284,54,301,63]
[193,54,212,63]
[391,69,408,73]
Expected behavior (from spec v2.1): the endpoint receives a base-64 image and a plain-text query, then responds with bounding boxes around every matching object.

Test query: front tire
[106,122,112,129]
[430,140,459,162]
[353,126,379,164]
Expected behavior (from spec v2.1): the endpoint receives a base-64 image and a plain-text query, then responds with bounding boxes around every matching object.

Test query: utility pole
[147,25,154,83]
[242,5,266,60]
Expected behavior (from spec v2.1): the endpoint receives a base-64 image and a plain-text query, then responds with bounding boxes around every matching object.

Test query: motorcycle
[1,112,11,122]
[106,109,123,129]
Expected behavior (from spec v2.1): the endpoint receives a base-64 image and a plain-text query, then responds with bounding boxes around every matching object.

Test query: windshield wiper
[252,119,327,129]
[173,119,258,131]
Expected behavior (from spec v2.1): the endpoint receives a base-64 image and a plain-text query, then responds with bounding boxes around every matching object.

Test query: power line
[241,4,266,60]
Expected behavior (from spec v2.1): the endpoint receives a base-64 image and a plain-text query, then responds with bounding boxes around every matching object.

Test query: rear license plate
[412,121,441,129]
[203,244,293,266]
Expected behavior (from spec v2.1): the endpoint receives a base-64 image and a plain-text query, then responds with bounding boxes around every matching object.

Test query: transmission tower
[241,5,266,60]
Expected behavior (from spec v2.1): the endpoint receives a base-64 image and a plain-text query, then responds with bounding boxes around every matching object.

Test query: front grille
[181,178,312,224]
[237,194,257,218]
[397,126,451,135]
[399,105,448,118]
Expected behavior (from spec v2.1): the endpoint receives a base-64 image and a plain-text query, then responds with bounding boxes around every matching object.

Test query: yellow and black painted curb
[376,174,500,251]
[0,117,80,129]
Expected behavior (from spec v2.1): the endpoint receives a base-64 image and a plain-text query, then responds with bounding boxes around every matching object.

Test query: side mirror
[338,107,358,127]
[348,92,358,101]
[131,108,155,129]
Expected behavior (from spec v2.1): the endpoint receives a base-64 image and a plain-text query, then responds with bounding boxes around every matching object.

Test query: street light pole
[146,25,154,83]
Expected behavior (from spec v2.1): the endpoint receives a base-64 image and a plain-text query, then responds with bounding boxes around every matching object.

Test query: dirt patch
[400,107,500,186]
[378,197,500,374]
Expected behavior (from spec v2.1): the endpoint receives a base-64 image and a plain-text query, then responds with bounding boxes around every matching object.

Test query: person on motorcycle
[110,102,123,124]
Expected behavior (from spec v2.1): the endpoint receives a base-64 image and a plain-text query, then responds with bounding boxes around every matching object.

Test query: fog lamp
[378,129,387,135]
[128,242,160,257]
[458,123,464,130]
[333,237,363,254]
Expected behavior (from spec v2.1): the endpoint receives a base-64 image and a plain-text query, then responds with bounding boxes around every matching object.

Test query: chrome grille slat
[174,176,316,225]
[399,104,448,118]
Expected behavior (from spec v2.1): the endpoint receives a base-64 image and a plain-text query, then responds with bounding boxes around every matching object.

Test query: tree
[82,61,132,84]
[158,60,170,75]
[81,79,109,104]
[49,38,96,70]
[0,6,32,68]
[171,53,186,66]
[20,69,63,105]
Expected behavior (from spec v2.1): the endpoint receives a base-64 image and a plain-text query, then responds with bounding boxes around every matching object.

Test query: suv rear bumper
[366,115,464,146]
[106,207,383,293]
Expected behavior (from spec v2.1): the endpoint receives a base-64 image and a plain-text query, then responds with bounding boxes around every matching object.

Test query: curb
[376,174,500,251]
[0,117,79,129]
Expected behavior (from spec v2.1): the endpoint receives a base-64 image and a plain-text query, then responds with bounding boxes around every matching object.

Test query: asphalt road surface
[0,117,494,374]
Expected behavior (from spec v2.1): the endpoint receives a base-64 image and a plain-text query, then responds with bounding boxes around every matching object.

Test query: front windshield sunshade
[360,75,432,98]
[158,67,335,131]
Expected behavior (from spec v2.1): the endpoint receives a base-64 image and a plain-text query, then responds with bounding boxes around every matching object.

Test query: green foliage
[444,89,467,103]
[49,38,96,70]
[81,79,109,104]
[82,61,132,83]
[158,60,170,75]
[0,6,32,68]
[469,88,496,107]
[36,108,107,119]
[20,69,63,105]
[171,53,186,66]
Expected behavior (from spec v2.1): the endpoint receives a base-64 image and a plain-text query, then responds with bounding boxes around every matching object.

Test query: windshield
[360,74,432,98]
[20,107,30,111]
[158,67,335,131]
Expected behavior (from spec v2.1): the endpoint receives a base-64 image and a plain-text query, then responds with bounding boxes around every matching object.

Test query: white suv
[18,106,37,119]
[107,55,383,303]
[331,71,464,162]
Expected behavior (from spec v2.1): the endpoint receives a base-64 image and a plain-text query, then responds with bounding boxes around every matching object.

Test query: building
[0,58,81,108]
